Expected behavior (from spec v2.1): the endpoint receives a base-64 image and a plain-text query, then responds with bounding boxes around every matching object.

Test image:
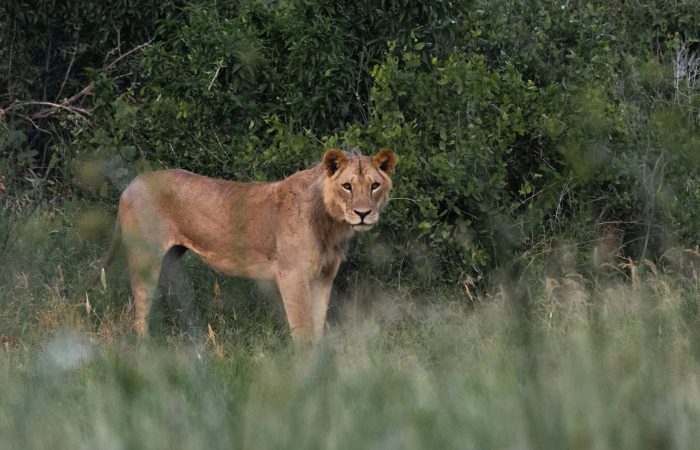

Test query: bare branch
[56,35,79,102]
[2,37,155,122]
[3,101,91,119]
[56,54,77,102]
[208,65,222,91]
[28,101,91,118]
[8,20,17,95]
[105,37,155,71]
[15,113,51,133]
[61,84,94,107]
[42,24,53,102]
[103,28,123,66]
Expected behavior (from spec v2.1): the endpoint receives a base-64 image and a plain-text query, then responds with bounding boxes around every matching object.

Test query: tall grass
[1,203,700,449]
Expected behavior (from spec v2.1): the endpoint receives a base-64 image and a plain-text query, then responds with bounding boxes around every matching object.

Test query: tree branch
[1,37,155,122]
[55,38,79,102]
[105,37,155,71]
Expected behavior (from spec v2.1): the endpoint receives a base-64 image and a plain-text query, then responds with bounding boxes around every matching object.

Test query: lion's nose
[354,210,371,221]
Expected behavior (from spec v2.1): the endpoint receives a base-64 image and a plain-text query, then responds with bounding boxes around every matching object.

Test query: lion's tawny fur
[101,148,396,340]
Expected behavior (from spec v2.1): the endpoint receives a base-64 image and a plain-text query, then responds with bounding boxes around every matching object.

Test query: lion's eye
[371,182,381,191]
[342,183,352,191]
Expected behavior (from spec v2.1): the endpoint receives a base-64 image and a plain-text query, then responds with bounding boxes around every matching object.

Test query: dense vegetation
[2,1,700,447]
[3,0,700,282]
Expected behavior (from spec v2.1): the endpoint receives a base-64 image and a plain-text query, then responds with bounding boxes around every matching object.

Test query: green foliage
[363,51,543,273]
[2,0,700,284]
[0,0,180,177]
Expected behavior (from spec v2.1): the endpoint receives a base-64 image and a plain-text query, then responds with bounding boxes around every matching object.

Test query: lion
[97,148,397,341]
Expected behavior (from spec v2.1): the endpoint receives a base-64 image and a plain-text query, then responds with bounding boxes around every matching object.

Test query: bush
[2,0,700,285]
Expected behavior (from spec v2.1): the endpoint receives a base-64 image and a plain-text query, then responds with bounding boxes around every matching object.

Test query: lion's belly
[186,244,278,280]
[208,255,278,280]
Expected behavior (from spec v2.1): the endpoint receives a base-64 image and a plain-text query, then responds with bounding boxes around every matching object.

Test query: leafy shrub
[360,50,545,276]
[3,0,700,285]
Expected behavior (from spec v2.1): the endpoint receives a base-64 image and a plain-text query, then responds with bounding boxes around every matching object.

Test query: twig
[554,177,573,220]
[303,128,324,146]
[56,37,79,102]
[8,20,16,95]
[1,101,89,119]
[105,37,155,71]
[208,61,222,91]
[15,113,51,133]
[43,13,53,102]
[212,130,226,151]
[387,197,419,203]
[22,101,91,118]
[508,180,560,213]
[103,28,123,65]
[60,83,94,107]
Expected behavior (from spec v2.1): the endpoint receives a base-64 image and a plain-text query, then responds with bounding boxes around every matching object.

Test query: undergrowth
[1,202,699,449]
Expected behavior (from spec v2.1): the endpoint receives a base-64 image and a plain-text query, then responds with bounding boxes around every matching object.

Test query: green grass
[2,202,700,449]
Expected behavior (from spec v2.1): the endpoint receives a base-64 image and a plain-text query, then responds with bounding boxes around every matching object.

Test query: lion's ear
[372,148,397,176]
[323,148,348,177]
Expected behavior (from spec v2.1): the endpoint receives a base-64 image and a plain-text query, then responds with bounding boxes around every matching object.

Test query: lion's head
[321,148,397,231]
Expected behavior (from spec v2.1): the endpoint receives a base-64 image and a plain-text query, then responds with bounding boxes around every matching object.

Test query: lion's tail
[99,220,122,274]
[84,220,122,293]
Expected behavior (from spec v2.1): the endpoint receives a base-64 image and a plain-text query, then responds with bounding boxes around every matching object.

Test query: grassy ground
[2,201,700,449]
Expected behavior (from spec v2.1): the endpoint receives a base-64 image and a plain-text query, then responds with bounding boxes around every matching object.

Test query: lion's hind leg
[125,246,163,336]
[158,245,188,295]
[127,244,190,336]
[121,227,174,336]
[118,182,187,336]
[158,245,201,332]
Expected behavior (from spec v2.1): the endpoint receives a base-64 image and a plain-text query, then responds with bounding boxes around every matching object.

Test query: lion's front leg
[276,272,313,342]
[310,278,334,337]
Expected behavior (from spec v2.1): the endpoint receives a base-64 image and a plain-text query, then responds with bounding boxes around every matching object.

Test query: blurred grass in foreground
[1,204,700,449]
